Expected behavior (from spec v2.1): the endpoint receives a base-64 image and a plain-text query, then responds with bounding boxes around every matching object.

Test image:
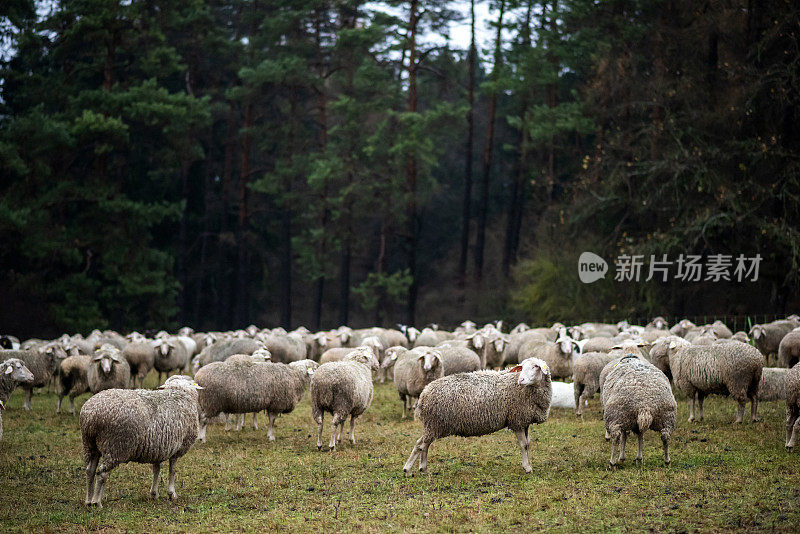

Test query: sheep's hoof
[150,491,158,500]
[786,445,793,451]
[168,492,177,502]
[752,417,762,423]
[523,465,532,474]
[607,463,616,471]
[634,458,642,465]
[403,469,413,478]
[349,438,356,445]
[268,436,275,442]
[687,417,694,423]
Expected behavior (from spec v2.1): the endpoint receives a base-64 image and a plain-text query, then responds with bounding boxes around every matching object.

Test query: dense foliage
[1,0,798,336]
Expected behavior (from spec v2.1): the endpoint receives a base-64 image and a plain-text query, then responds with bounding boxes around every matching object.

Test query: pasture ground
[1,375,799,532]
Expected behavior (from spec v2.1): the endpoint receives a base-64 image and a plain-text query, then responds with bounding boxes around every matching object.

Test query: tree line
[1,0,798,338]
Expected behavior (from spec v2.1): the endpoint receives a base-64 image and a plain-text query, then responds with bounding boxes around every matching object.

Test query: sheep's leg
[235,414,244,431]
[750,395,760,423]
[316,413,325,450]
[84,455,100,506]
[661,430,671,465]
[688,394,696,423]
[401,395,407,419]
[224,413,232,431]
[69,395,77,416]
[267,412,277,441]
[735,399,745,424]
[167,457,178,501]
[349,416,357,445]
[609,433,619,467]
[419,438,433,473]
[403,436,426,476]
[635,432,644,464]
[786,406,799,449]
[619,431,627,462]
[329,414,345,451]
[92,461,117,508]
[337,422,345,444]
[252,412,259,430]
[379,368,385,383]
[514,429,532,473]
[198,416,208,443]
[574,384,584,416]
[56,395,63,414]
[150,463,160,499]
[24,388,32,411]
[697,393,706,422]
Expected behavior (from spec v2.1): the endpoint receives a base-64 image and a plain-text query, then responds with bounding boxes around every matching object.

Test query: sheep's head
[415,348,443,373]
[749,325,764,340]
[337,328,353,345]
[346,347,380,370]
[509,358,550,386]
[250,348,272,362]
[313,332,328,349]
[460,320,476,332]
[405,327,420,343]
[289,359,319,376]
[160,375,203,391]
[42,342,68,364]
[492,335,507,354]
[510,323,530,335]
[666,337,691,356]
[382,346,407,368]
[154,338,174,358]
[2,358,34,384]
[555,335,575,358]
[467,332,485,351]
[93,346,123,374]
[650,316,668,330]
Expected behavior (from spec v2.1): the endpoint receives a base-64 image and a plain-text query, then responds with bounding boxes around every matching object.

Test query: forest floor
[1,375,799,533]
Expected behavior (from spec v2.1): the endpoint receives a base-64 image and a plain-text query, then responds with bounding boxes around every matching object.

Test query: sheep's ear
[668,341,677,349]
[0,399,4,409]
[391,353,398,361]
[307,367,315,376]
[4,365,12,375]
[508,365,523,373]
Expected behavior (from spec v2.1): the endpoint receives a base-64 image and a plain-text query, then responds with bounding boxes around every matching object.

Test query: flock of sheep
[2,315,800,508]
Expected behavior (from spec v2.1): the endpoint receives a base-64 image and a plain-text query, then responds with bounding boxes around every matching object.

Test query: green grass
[1,376,799,533]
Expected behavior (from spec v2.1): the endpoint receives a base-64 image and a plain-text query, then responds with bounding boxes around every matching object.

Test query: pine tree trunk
[405,0,419,325]
[474,0,505,283]
[458,0,476,288]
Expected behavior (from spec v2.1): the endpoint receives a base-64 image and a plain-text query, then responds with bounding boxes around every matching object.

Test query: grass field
[1,375,799,533]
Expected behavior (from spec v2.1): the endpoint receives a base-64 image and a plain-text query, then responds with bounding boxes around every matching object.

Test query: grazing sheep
[193,338,263,373]
[503,330,547,366]
[654,338,763,423]
[319,347,358,364]
[750,319,799,363]
[573,351,615,416]
[779,329,800,368]
[434,344,482,375]
[521,339,574,380]
[121,343,155,388]
[2,345,64,410]
[195,358,318,442]
[153,338,192,384]
[669,319,696,338]
[310,348,378,451]
[481,330,508,369]
[393,347,444,418]
[758,367,788,402]
[785,363,800,450]
[259,333,307,364]
[57,355,91,414]
[79,375,202,507]
[87,346,131,394]
[602,355,676,467]
[551,381,576,409]
[403,357,551,476]
[580,337,616,354]
[0,359,35,441]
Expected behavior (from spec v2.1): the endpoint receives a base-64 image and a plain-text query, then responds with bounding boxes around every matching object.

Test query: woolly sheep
[80,375,203,507]
[602,355,676,466]
[758,367,788,402]
[393,347,444,418]
[0,359,35,441]
[669,319,696,338]
[319,347,358,364]
[573,351,615,416]
[121,342,155,388]
[193,338,264,373]
[750,319,799,363]
[779,329,800,368]
[310,348,379,451]
[259,333,307,364]
[503,330,547,365]
[57,355,91,414]
[2,345,65,410]
[434,343,482,375]
[153,337,192,384]
[645,317,669,330]
[195,358,318,442]
[786,363,800,449]
[403,357,551,476]
[654,338,763,423]
[87,346,131,394]
[521,339,574,380]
